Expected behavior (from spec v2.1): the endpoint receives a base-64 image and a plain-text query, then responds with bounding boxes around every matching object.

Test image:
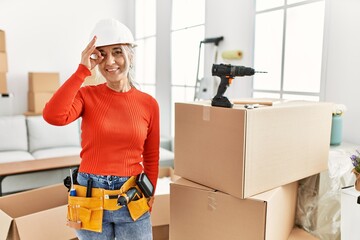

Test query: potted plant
[350,150,360,191]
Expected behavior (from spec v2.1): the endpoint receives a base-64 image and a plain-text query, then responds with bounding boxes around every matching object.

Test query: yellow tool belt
[67,176,150,233]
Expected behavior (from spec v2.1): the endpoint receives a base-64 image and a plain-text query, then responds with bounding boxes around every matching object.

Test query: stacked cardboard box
[28,72,60,114]
[0,30,14,116]
[171,100,332,240]
[0,30,8,94]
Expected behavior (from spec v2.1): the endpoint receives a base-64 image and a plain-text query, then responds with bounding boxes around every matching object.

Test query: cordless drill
[211,63,266,108]
[117,187,142,206]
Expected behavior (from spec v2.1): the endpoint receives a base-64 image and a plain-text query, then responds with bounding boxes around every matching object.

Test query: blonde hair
[120,44,137,87]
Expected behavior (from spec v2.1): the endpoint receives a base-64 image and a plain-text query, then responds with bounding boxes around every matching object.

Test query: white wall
[205,0,255,99]
[1,0,360,144]
[0,0,130,114]
[324,0,360,144]
[155,0,172,139]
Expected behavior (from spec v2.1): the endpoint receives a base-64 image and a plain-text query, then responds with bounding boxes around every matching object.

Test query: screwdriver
[69,169,76,196]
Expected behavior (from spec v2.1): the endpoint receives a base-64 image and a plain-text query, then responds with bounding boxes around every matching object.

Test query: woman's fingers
[81,36,101,70]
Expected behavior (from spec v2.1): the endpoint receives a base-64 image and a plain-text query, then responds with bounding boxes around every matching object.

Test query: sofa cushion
[0,151,34,163]
[0,115,28,152]
[27,116,81,153]
[32,147,82,159]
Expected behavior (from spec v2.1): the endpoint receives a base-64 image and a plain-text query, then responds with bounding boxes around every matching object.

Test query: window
[171,0,205,136]
[253,0,325,101]
[135,0,156,97]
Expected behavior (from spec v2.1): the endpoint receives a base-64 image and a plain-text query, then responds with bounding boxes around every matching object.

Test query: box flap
[0,209,12,240]
[15,205,75,240]
[172,177,214,192]
[0,184,67,218]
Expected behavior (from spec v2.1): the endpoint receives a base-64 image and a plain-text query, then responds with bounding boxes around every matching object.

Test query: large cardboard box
[0,52,8,72]
[28,72,60,92]
[0,184,75,240]
[170,178,298,240]
[28,91,54,113]
[175,100,332,199]
[0,30,5,52]
[0,73,7,93]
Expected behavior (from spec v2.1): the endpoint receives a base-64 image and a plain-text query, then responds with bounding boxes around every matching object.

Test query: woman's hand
[81,36,103,70]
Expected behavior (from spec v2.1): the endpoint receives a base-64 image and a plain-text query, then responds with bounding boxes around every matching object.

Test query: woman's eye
[112,50,122,57]
[100,52,107,57]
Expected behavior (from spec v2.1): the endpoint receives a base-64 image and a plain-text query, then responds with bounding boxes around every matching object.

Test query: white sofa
[0,115,174,194]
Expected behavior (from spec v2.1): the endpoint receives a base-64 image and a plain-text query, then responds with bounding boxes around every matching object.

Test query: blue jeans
[75,172,152,240]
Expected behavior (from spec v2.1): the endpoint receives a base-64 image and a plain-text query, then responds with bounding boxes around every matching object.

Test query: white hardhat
[90,18,136,47]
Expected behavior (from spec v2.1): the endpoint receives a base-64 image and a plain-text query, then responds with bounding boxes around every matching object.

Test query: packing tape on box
[203,106,211,121]
[221,50,243,60]
[207,192,217,211]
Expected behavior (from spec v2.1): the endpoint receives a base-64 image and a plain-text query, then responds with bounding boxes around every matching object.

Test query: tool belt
[67,176,150,233]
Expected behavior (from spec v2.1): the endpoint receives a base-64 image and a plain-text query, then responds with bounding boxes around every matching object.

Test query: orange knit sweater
[43,64,160,189]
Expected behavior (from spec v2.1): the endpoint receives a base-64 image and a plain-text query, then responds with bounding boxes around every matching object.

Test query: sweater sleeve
[43,64,91,126]
[142,98,160,195]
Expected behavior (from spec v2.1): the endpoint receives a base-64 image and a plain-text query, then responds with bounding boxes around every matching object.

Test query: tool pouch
[119,176,150,221]
[67,185,104,232]
[127,195,150,221]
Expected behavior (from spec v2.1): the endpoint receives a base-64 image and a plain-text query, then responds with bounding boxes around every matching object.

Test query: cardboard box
[28,91,54,113]
[0,184,75,240]
[153,225,169,240]
[0,73,7,93]
[288,227,319,240]
[0,30,5,52]
[341,186,360,240]
[0,52,8,72]
[28,72,60,92]
[175,100,332,199]
[151,167,179,240]
[170,178,298,240]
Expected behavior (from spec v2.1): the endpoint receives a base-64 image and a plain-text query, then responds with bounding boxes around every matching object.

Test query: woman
[43,18,159,240]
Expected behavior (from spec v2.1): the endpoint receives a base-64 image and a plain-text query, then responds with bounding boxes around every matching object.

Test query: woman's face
[96,44,128,83]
